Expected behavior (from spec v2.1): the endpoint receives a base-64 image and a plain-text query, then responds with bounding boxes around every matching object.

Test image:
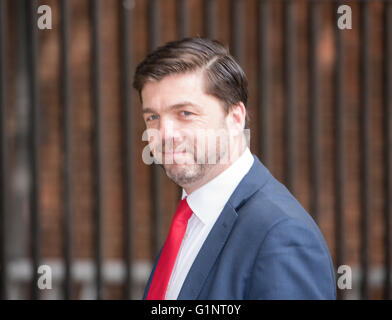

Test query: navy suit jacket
[143,155,336,299]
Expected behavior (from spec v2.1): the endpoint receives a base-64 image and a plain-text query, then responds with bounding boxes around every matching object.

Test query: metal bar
[230,0,243,63]
[25,0,40,300]
[60,0,72,300]
[309,0,321,223]
[258,0,270,166]
[334,0,345,300]
[148,0,160,51]
[383,0,392,301]
[177,0,188,202]
[359,0,371,300]
[119,0,133,300]
[0,0,8,301]
[90,0,103,300]
[283,0,296,192]
[148,0,162,258]
[203,0,216,39]
[177,0,188,39]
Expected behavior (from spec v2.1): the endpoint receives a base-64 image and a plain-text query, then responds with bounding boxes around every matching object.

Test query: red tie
[147,197,193,300]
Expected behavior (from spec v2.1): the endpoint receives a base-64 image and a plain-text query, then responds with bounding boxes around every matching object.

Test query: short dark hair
[133,37,249,128]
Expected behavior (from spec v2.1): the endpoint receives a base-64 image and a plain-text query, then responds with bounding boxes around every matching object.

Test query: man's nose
[159,118,178,141]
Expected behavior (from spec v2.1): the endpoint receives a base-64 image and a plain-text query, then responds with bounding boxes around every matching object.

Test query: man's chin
[163,163,205,187]
[163,163,192,177]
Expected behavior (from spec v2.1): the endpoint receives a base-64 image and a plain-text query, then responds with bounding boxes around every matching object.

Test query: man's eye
[180,111,193,117]
[146,115,159,122]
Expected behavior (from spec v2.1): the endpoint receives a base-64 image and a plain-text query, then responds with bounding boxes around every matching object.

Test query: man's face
[141,71,233,190]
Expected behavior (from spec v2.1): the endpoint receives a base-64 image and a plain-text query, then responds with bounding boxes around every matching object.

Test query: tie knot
[173,197,193,223]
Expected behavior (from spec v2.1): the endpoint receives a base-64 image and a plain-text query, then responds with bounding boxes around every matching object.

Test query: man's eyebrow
[142,107,156,114]
[168,101,200,110]
[142,101,200,114]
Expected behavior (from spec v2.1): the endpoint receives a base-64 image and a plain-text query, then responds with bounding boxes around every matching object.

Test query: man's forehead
[141,73,208,111]
[142,72,204,97]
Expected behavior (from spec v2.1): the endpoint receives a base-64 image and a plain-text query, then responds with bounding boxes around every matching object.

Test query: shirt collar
[182,147,254,225]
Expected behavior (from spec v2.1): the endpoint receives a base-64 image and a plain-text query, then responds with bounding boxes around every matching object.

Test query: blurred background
[0,0,391,300]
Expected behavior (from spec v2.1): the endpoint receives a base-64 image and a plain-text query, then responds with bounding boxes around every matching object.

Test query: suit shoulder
[234,176,322,239]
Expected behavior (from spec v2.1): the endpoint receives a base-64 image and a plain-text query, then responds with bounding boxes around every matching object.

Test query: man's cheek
[149,131,163,151]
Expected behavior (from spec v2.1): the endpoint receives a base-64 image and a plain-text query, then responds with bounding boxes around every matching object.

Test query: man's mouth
[160,150,191,164]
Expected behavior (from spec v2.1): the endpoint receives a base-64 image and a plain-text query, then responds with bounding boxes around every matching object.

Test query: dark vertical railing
[383,0,392,301]
[334,0,345,300]
[0,0,8,301]
[283,0,296,192]
[90,0,104,300]
[203,0,216,39]
[60,0,73,300]
[177,0,189,39]
[308,0,321,223]
[119,0,134,300]
[148,0,162,257]
[177,0,188,202]
[25,0,41,300]
[230,0,243,63]
[258,0,270,166]
[359,0,371,300]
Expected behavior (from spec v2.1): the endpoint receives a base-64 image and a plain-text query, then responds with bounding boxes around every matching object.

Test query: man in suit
[133,37,336,300]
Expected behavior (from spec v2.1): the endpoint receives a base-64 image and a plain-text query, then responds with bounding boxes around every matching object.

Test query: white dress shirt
[164,147,254,299]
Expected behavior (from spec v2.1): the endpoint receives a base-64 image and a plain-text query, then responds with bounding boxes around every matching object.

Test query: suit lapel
[142,248,162,299]
[177,202,238,299]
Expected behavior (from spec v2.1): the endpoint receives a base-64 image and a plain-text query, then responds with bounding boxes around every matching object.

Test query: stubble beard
[162,136,229,188]
[162,149,223,187]
[163,161,209,187]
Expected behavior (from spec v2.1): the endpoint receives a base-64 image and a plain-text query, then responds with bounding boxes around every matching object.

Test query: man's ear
[229,102,246,130]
